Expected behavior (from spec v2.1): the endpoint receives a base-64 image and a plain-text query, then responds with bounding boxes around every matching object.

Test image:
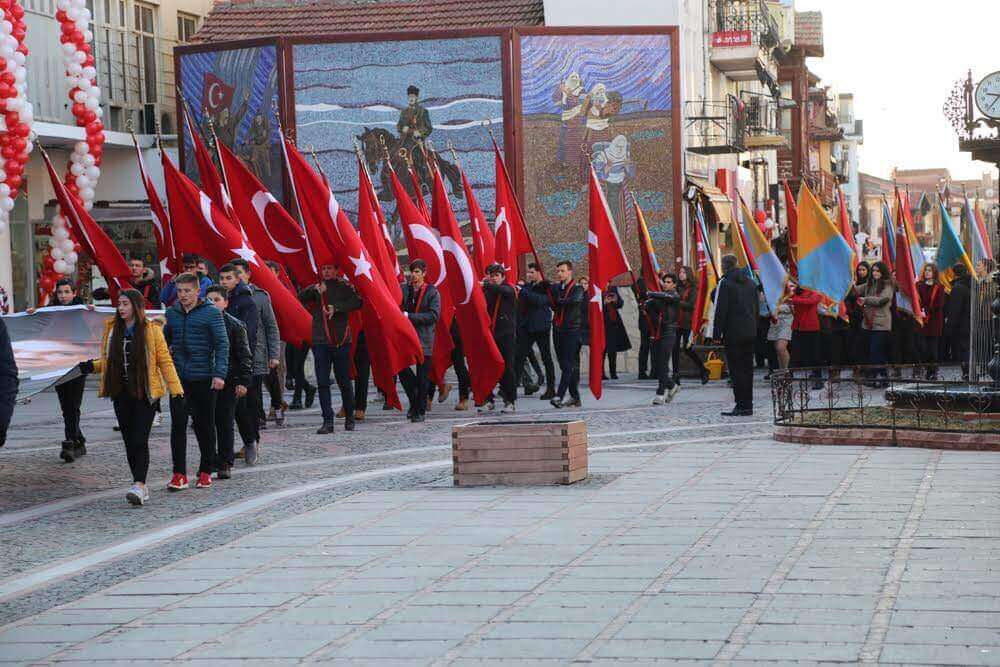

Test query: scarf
[105,319,148,401]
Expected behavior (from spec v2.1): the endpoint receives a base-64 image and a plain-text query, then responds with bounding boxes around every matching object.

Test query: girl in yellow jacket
[83,288,183,506]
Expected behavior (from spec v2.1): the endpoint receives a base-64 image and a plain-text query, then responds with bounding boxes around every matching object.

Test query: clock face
[975,71,1000,119]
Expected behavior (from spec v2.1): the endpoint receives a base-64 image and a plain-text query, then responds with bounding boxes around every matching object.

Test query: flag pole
[486,119,541,271]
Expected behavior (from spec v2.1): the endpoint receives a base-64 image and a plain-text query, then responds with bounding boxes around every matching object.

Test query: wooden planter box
[452,420,588,486]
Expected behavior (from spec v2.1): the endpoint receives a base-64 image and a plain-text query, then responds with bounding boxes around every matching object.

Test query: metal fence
[770,365,1000,436]
[971,274,998,382]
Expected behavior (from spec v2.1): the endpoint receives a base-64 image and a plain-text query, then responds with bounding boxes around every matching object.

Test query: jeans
[286,343,313,402]
[651,333,676,395]
[399,359,431,416]
[516,329,555,391]
[215,384,239,468]
[354,333,370,413]
[554,330,582,401]
[56,375,87,444]
[235,376,262,447]
[313,341,354,423]
[673,329,704,380]
[724,339,755,411]
[169,379,218,476]
[113,394,155,483]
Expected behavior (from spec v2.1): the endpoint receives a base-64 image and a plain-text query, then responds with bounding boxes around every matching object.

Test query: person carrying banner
[28,279,94,463]
[82,289,182,506]
[550,260,585,409]
[163,272,229,491]
[204,285,252,480]
[399,259,440,423]
[299,264,363,434]
[481,263,518,413]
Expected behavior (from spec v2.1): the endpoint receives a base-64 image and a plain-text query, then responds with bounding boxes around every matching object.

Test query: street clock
[974,70,1000,119]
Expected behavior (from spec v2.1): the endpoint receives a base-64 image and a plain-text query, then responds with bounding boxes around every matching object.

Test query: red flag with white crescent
[461,167,495,279]
[493,139,539,285]
[358,157,402,304]
[430,167,504,405]
[131,135,180,278]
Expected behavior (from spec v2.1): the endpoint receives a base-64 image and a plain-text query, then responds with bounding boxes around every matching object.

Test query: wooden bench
[452,420,588,486]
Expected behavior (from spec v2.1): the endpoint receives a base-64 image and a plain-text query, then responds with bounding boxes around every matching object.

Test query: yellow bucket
[704,352,724,381]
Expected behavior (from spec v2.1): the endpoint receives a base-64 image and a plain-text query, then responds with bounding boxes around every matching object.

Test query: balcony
[685,97,747,155]
[709,0,781,82]
[805,169,838,205]
[740,91,788,149]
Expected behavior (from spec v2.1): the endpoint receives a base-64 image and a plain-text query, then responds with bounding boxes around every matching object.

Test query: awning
[688,180,734,228]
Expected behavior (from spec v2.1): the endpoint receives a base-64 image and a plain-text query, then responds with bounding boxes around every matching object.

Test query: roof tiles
[193,0,544,43]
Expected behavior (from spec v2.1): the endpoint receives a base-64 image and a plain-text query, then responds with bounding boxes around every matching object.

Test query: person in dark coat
[713,254,759,416]
[846,262,870,364]
[0,317,17,448]
[943,263,972,379]
[644,273,680,404]
[516,262,555,399]
[482,263,518,412]
[551,261,586,408]
[299,264,364,434]
[28,279,93,462]
[128,257,161,308]
[399,259,440,422]
[916,263,945,380]
[219,263,261,459]
[205,285,253,479]
[634,280,652,380]
[602,286,631,379]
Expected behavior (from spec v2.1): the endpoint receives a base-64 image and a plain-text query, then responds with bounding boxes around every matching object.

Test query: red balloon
[55,9,67,21]
[71,102,85,117]
[39,278,54,292]
[0,84,10,99]
[7,174,20,190]
[92,132,105,144]
[11,137,25,152]
[12,27,24,40]
[11,4,24,19]
[60,20,74,34]
[43,255,54,268]
[14,122,28,137]
[84,54,94,67]
[74,243,82,253]
[0,73,13,86]
[82,110,95,124]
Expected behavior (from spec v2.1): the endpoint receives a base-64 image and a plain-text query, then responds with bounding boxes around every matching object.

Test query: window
[132,1,156,104]
[177,13,198,43]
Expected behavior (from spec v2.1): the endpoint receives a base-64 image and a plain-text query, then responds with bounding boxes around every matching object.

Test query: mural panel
[292,36,505,244]
[518,33,675,275]
[178,44,283,199]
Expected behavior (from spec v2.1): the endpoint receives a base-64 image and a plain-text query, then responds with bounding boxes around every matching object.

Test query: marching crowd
[14,240,979,508]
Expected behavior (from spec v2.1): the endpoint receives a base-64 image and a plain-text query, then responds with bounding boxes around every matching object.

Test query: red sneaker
[195,472,212,489]
[167,473,188,491]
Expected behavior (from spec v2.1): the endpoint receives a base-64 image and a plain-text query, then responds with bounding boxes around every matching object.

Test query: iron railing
[770,364,1000,437]
[740,90,780,140]
[711,0,780,49]
[685,96,747,155]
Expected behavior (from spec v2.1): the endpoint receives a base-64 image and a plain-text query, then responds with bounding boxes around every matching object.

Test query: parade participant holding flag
[644,272,680,405]
[516,263,556,400]
[481,263,518,413]
[916,263,944,380]
[399,259,439,423]
[550,260,585,408]
[674,266,709,385]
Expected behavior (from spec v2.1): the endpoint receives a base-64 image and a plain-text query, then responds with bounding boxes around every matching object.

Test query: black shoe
[285,377,295,391]
[672,375,681,386]
[73,441,87,458]
[344,419,355,432]
[406,408,416,421]
[304,385,316,409]
[601,374,608,380]
[610,373,618,380]
[316,422,335,435]
[217,466,232,480]
[289,400,303,410]
[523,383,539,396]
[637,372,649,380]
[412,414,426,423]
[550,397,563,409]
[539,389,555,400]
[721,408,753,417]
[59,440,76,463]
[700,370,709,385]
[563,398,582,408]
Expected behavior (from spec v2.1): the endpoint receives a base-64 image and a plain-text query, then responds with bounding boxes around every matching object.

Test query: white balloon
[82,153,95,166]
[81,66,96,79]
[6,97,22,112]
[70,162,84,176]
[84,96,98,111]
[61,238,75,253]
[54,259,69,274]
[67,62,82,76]
[66,251,78,264]
[85,165,99,179]
[4,59,15,73]
[24,140,33,155]
[74,141,88,155]
[1,20,13,33]
[50,246,65,260]
[0,171,6,183]
[53,226,70,241]
[75,175,90,189]
[95,106,103,118]
[77,77,91,92]
[0,184,8,198]
[80,187,95,201]
[61,42,76,56]
[90,87,100,101]
[0,46,14,61]
[83,200,93,211]
[66,7,80,20]
[73,51,86,64]
[12,51,24,66]
[0,198,13,213]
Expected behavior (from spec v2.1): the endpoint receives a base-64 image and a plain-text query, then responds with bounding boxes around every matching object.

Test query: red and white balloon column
[37,0,103,298]
[0,0,32,236]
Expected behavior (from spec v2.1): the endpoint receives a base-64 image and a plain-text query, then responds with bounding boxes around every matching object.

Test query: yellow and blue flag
[935,195,975,290]
[739,194,787,313]
[795,182,856,303]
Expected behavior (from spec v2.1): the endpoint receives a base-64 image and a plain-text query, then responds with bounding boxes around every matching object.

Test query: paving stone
[480,622,607,640]
[190,638,333,659]
[614,621,736,641]
[140,607,270,625]
[594,639,723,659]
[879,644,1000,666]
[735,642,862,661]
[0,642,71,661]
[458,638,593,659]
[0,624,115,644]
[60,639,204,660]
[333,639,461,659]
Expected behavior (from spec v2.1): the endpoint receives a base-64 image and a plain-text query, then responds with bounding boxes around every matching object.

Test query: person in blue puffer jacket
[163,272,229,492]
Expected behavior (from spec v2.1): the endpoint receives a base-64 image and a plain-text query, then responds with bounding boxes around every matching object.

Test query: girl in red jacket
[915,263,944,380]
[790,283,825,390]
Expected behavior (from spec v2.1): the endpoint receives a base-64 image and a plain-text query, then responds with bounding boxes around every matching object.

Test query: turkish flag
[281,137,337,270]
[161,151,313,348]
[358,158,402,304]
[390,169,455,385]
[587,165,632,400]
[202,73,233,113]
[493,139,539,285]
[218,140,316,288]
[131,135,181,277]
[41,150,132,295]
[461,167,495,279]
[181,102,229,216]
[282,146,423,409]
[430,167,504,405]
[408,167,432,222]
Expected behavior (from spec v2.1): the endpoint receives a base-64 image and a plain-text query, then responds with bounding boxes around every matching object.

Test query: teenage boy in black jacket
[550,260,586,408]
[482,263,518,413]
[205,285,252,478]
[517,262,556,399]
[399,260,440,423]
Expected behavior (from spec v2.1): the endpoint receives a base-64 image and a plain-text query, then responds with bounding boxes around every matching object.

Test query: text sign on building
[711,30,752,48]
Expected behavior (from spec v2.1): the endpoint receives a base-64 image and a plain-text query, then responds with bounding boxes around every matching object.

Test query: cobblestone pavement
[2,371,1000,664]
